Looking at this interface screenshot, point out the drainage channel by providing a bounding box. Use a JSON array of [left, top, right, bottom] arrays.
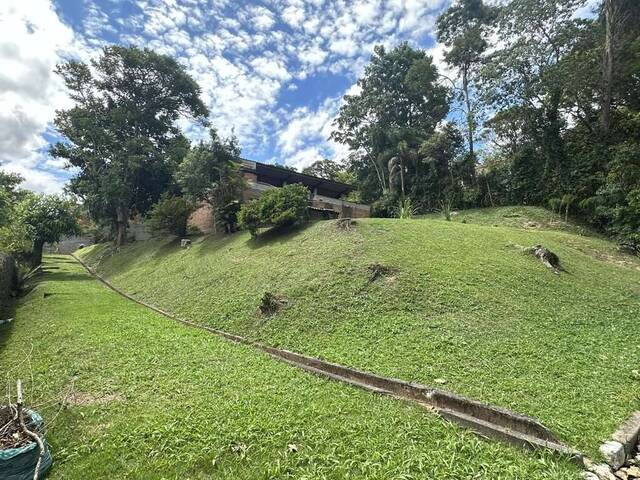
[[70, 253, 582, 463]]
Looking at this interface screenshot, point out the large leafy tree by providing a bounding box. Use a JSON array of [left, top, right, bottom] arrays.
[[480, 0, 588, 198], [175, 129, 243, 232], [301, 159, 344, 181], [17, 194, 80, 266], [332, 43, 449, 202], [50, 46, 208, 245], [0, 172, 25, 226]]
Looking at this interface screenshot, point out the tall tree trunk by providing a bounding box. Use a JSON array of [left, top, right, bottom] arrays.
[[116, 205, 128, 246], [600, 0, 616, 135], [462, 65, 474, 158], [31, 239, 44, 267], [485, 177, 495, 207], [399, 158, 405, 202]]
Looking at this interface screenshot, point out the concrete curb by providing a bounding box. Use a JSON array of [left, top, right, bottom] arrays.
[[70, 253, 582, 461]]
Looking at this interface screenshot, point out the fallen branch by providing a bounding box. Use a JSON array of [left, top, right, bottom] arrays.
[[17, 380, 45, 480]]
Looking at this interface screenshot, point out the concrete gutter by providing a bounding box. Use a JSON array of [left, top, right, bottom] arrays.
[[70, 253, 582, 462]]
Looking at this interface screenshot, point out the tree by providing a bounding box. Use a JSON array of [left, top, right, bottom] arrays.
[[50, 45, 208, 246], [418, 123, 465, 209], [437, 0, 495, 159], [146, 195, 194, 237], [15, 194, 80, 266], [238, 184, 310, 237], [480, 0, 589, 197], [175, 129, 244, 233], [0, 172, 25, 226], [301, 159, 345, 181], [331, 43, 450, 203]]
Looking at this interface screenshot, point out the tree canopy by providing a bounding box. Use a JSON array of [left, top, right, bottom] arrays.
[[331, 43, 450, 205], [50, 45, 208, 245]]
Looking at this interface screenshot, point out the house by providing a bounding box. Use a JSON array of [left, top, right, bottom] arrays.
[[189, 159, 370, 233]]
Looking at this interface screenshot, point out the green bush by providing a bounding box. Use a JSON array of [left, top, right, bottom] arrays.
[[370, 193, 397, 218], [147, 196, 194, 237], [238, 184, 310, 237]]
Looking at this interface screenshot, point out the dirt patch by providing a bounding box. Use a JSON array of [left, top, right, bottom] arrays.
[[367, 263, 398, 283], [335, 218, 357, 231], [522, 221, 540, 229], [568, 241, 640, 271], [66, 391, 124, 407], [258, 292, 287, 317]]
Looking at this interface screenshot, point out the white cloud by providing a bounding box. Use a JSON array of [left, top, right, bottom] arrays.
[[0, 0, 81, 193], [1, 162, 65, 194], [1, 0, 452, 191], [249, 6, 276, 31], [250, 57, 291, 81], [282, 5, 306, 27], [277, 95, 351, 169]]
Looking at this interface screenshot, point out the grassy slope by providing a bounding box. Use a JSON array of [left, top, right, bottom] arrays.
[[0, 256, 580, 479], [421, 206, 595, 236], [78, 210, 640, 456]]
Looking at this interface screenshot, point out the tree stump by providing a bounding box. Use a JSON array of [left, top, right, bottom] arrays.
[[524, 245, 564, 274]]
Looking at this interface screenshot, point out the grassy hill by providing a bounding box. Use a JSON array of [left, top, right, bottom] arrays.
[[421, 205, 596, 236], [78, 207, 640, 456], [0, 256, 579, 478]]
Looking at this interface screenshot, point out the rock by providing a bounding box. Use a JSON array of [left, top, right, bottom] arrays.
[[434, 378, 447, 385], [582, 473, 600, 480], [626, 466, 640, 478], [615, 469, 629, 480], [601, 441, 627, 469], [590, 463, 616, 480], [180, 238, 192, 248]]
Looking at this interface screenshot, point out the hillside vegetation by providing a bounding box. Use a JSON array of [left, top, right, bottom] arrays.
[[421, 206, 596, 236], [78, 209, 640, 456], [0, 256, 579, 478]]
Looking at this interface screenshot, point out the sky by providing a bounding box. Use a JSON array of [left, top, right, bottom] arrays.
[[0, 0, 452, 193]]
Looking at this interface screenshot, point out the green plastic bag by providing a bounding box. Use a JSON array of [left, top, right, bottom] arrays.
[[0, 409, 53, 480]]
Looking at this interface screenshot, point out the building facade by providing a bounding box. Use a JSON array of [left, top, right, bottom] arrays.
[[189, 159, 370, 233]]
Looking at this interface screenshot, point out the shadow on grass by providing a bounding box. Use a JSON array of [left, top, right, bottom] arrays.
[[40, 270, 89, 283], [245, 222, 314, 250], [148, 237, 182, 261], [0, 283, 22, 356], [193, 231, 241, 257], [45, 255, 77, 264]]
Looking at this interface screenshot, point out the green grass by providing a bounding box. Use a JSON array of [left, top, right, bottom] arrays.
[[421, 206, 595, 236], [0, 256, 580, 479], [77, 211, 640, 457]]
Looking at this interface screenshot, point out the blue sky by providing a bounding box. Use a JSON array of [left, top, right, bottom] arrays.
[[0, 0, 451, 193]]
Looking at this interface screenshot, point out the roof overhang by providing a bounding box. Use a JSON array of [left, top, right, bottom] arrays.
[[241, 159, 355, 197]]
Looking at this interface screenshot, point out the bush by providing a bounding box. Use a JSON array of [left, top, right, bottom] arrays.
[[238, 184, 310, 237], [371, 193, 397, 218], [147, 196, 194, 237]]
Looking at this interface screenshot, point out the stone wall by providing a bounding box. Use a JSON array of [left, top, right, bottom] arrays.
[[188, 203, 216, 234], [45, 235, 94, 254], [310, 194, 371, 218]]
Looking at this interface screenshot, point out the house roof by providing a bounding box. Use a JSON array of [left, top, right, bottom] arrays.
[[240, 159, 355, 197]]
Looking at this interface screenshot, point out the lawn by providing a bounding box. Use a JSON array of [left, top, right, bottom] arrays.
[[421, 205, 595, 236], [77, 211, 640, 458], [0, 255, 580, 479]]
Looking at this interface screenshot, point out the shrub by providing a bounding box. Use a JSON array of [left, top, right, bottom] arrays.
[[397, 198, 416, 219], [147, 196, 194, 237], [371, 193, 397, 218], [238, 184, 310, 237]]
